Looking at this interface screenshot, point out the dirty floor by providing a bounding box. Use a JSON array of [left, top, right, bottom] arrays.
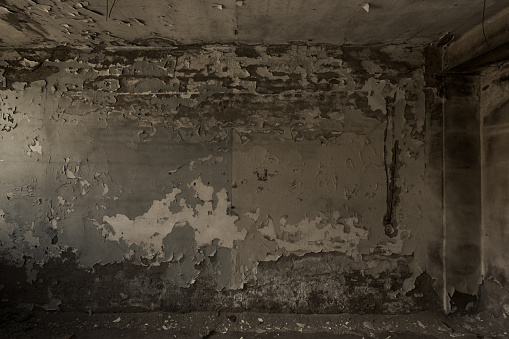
[[0, 308, 507, 339]]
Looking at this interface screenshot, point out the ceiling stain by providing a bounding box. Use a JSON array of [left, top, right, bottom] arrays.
[[0, 0, 506, 48]]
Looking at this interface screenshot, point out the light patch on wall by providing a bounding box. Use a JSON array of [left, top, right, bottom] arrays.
[[275, 215, 367, 257], [28, 138, 42, 155], [101, 177, 245, 263], [362, 78, 392, 115]]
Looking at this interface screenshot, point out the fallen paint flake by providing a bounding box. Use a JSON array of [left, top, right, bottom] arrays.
[[212, 3, 224, 9], [361, 2, 370, 12], [112, 317, 121, 323]]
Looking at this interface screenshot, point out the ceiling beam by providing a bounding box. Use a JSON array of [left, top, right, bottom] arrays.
[[444, 5, 509, 71]]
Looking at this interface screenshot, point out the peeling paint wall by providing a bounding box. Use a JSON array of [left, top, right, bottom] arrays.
[[0, 44, 442, 313], [480, 64, 509, 321]]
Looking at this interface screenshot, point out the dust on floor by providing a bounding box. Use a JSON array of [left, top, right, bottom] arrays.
[[0, 308, 507, 338]]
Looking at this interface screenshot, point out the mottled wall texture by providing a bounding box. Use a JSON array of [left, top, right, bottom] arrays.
[[481, 64, 509, 322], [0, 44, 443, 314], [443, 75, 482, 313]]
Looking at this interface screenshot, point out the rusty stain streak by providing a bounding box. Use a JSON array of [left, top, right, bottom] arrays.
[[383, 139, 400, 238]]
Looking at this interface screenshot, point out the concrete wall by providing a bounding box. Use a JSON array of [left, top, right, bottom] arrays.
[[0, 44, 442, 313], [481, 64, 509, 321], [443, 75, 482, 313]]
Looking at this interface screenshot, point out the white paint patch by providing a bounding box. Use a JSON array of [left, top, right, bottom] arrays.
[[12, 82, 26, 91], [58, 196, 65, 205], [102, 178, 245, 262], [102, 183, 109, 196], [362, 78, 391, 115], [258, 217, 277, 240], [189, 177, 214, 202], [29, 139, 42, 155], [65, 170, 76, 179], [21, 59, 38, 68], [80, 180, 90, 195]]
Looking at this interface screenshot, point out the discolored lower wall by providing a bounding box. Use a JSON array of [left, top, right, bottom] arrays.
[[480, 64, 509, 322], [443, 75, 482, 313], [0, 44, 442, 313]]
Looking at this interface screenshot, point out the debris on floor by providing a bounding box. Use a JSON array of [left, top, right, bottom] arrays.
[[0, 308, 507, 338]]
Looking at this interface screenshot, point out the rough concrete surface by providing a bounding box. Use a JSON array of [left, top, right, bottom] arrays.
[[480, 63, 509, 322], [443, 75, 482, 310]]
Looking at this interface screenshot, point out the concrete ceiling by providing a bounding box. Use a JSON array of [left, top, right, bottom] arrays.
[[0, 0, 508, 48]]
